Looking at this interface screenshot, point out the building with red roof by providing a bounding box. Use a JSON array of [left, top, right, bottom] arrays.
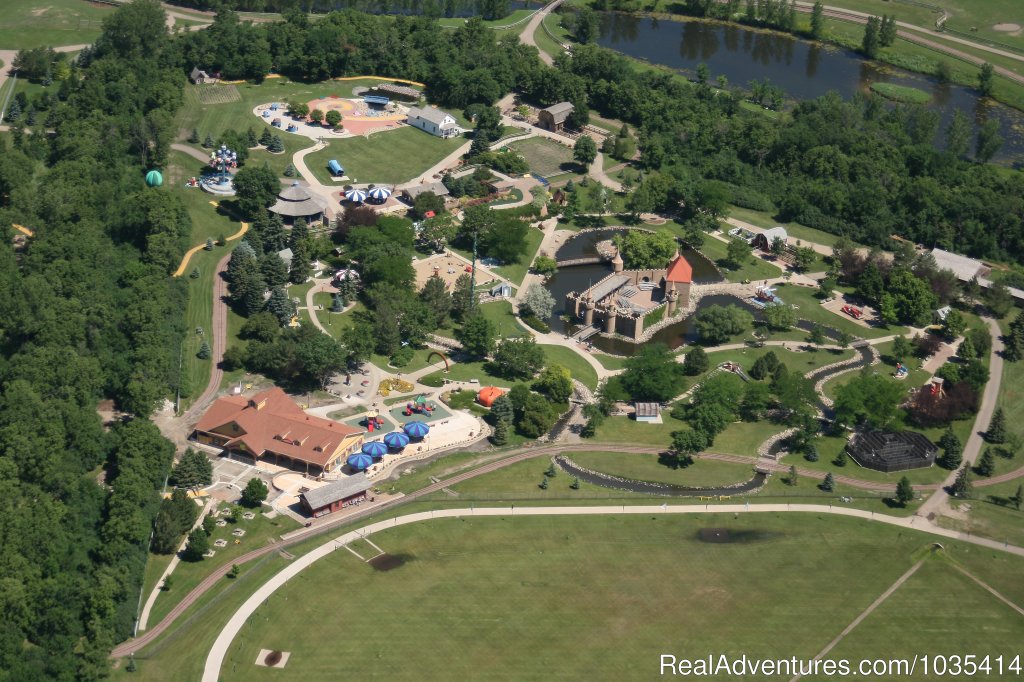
[[665, 253, 693, 284], [192, 387, 364, 477]]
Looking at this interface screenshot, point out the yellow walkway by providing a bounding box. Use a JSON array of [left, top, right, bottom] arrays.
[[172, 213, 249, 278], [11, 224, 34, 237]]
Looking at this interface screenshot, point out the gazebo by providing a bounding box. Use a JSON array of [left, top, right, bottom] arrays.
[[268, 181, 327, 225]]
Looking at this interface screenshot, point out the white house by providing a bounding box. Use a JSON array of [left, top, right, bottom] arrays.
[[406, 106, 460, 138]]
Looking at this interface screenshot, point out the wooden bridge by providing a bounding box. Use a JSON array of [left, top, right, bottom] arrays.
[[556, 256, 606, 267]]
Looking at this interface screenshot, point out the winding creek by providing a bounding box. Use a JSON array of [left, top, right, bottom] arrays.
[[595, 13, 1024, 163]]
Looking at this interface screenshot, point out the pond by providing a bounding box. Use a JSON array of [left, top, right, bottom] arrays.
[[596, 13, 1024, 163]]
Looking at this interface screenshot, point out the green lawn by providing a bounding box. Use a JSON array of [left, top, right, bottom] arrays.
[[533, 11, 572, 61], [538, 344, 599, 391], [699, 235, 783, 283], [304, 126, 466, 186], [491, 225, 544, 286], [371, 347, 448, 374], [507, 136, 576, 177], [592, 413, 687, 446], [569, 450, 756, 487], [477, 300, 528, 338], [0, 0, 111, 49], [420, 359, 515, 389], [145, 507, 300, 628], [773, 282, 907, 340], [728, 205, 863, 250], [217, 514, 1024, 681], [592, 352, 628, 371]]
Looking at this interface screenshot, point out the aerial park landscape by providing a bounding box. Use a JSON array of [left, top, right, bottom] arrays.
[[1, 0, 1024, 679]]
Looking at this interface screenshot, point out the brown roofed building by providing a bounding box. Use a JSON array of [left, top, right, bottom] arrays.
[[192, 387, 364, 477], [268, 182, 327, 225], [301, 474, 372, 517], [538, 102, 574, 132]]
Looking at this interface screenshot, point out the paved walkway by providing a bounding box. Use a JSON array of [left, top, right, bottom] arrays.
[[201, 502, 1024, 681], [519, 0, 567, 65], [137, 497, 216, 632], [917, 316, 1004, 519]]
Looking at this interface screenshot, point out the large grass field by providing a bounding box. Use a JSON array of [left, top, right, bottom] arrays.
[[507, 136, 576, 177], [538, 344, 599, 391], [0, 0, 111, 49], [304, 126, 466, 186], [216, 514, 1024, 681]]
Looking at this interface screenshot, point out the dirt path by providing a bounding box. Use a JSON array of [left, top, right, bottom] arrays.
[[180, 253, 230, 426], [788, 558, 926, 682]]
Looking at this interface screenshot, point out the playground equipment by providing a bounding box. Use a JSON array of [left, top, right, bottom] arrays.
[[185, 176, 199, 188], [427, 350, 450, 372], [145, 170, 163, 187], [404, 394, 435, 416], [752, 285, 783, 307], [363, 409, 385, 432], [893, 362, 909, 380], [286, 124, 298, 133], [842, 305, 864, 320], [929, 377, 946, 397], [272, 117, 282, 128]]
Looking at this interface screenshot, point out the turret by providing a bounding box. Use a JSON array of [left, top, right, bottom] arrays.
[[666, 280, 679, 315], [612, 248, 624, 273], [605, 306, 618, 334], [583, 294, 595, 326]]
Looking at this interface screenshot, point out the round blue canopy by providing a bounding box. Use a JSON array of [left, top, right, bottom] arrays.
[[344, 188, 367, 202], [367, 186, 392, 201], [361, 440, 388, 457], [403, 421, 430, 439], [347, 453, 374, 470], [383, 431, 410, 449]]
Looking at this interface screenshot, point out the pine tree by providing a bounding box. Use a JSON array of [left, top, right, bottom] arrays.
[[862, 16, 881, 58], [786, 464, 798, 486], [205, 237, 214, 251], [979, 62, 995, 97], [539, 478, 549, 490], [283, 163, 297, 177], [938, 427, 962, 469], [951, 466, 972, 497], [268, 135, 284, 153], [289, 218, 309, 248], [246, 127, 259, 147], [879, 15, 897, 47], [957, 335, 976, 361], [895, 476, 914, 506], [820, 472, 834, 492], [975, 448, 996, 477], [570, 477, 581, 490], [196, 341, 211, 359], [987, 407, 1007, 444], [833, 450, 847, 467], [203, 133, 215, 149], [491, 417, 508, 445], [1011, 485, 1023, 510], [266, 286, 295, 325], [545, 463, 557, 478], [258, 128, 273, 146], [1003, 311, 1024, 361], [288, 241, 312, 284], [810, 0, 824, 39], [331, 293, 345, 312], [188, 128, 200, 143], [7, 98, 21, 122]]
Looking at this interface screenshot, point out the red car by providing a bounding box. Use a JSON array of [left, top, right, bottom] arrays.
[[842, 305, 863, 319]]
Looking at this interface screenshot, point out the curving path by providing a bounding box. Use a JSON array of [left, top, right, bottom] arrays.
[[111, 436, 1024, 659], [520, 0, 567, 66], [202, 501, 1024, 681]]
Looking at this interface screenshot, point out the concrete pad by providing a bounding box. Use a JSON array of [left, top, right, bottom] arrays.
[[255, 650, 290, 668]]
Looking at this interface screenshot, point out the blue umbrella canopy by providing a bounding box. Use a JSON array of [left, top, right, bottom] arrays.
[[367, 186, 392, 201], [344, 188, 367, 202], [362, 440, 388, 457], [403, 421, 430, 439], [383, 431, 410, 449], [347, 453, 374, 470]]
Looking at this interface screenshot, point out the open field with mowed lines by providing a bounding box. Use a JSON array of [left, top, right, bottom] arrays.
[[215, 514, 1024, 681]]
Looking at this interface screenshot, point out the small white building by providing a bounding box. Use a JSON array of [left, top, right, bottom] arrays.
[[189, 67, 218, 85], [490, 282, 512, 299], [407, 106, 460, 138], [634, 402, 662, 424]]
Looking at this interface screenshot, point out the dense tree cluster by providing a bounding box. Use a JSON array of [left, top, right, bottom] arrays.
[[0, 2, 192, 673], [533, 41, 1024, 263], [167, 0, 513, 19]]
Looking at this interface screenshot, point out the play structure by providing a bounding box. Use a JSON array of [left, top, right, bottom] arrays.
[[363, 409, 386, 432], [842, 305, 864, 320], [893, 362, 909, 380], [403, 394, 436, 416], [185, 176, 199, 188], [328, 159, 344, 177], [200, 145, 238, 196], [929, 377, 946, 397], [477, 386, 504, 407], [427, 350, 450, 372], [751, 284, 783, 308]]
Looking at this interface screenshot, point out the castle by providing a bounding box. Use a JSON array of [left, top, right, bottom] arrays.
[[566, 250, 693, 342]]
